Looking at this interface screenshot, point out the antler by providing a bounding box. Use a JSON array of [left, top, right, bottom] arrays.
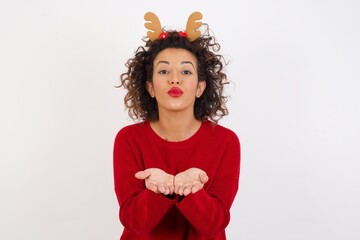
[[185, 12, 203, 42], [144, 12, 163, 41]]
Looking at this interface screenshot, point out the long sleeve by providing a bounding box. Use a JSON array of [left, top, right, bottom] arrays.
[[175, 132, 241, 238], [113, 121, 241, 240], [113, 128, 175, 234]]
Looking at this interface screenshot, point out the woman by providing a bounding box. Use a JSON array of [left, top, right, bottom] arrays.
[[113, 12, 241, 240]]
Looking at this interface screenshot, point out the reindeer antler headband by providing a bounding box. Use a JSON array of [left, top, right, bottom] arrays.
[[144, 12, 203, 42]]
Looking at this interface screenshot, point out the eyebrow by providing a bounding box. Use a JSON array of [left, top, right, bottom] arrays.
[[156, 61, 195, 68], [181, 61, 195, 68]]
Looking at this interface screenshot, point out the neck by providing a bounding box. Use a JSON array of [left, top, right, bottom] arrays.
[[151, 110, 202, 142]]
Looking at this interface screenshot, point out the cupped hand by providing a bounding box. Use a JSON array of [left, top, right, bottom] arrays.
[[135, 168, 174, 195], [174, 168, 209, 196]]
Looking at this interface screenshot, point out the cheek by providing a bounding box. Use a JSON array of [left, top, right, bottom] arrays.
[[151, 81, 168, 96], [188, 82, 200, 93], [152, 82, 163, 91]]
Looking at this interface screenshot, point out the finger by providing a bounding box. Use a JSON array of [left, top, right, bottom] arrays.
[[199, 173, 209, 183], [169, 187, 174, 195], [135, 170, 151, 180], [191, 183, 202, 194], [167, 182, 174, 195], [178, 184, 186, 196], [163, 186, 170, 195], [174, 182, 181, 195], [169, 185, 174, 195], [146, 183, 159, 194], [183, 185, 192, 196], [158, 184, 166, 194]]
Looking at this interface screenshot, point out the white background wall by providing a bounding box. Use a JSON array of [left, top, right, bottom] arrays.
[[1, 0, 359, 239]]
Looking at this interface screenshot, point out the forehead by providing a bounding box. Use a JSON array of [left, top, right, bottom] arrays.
[[154, 48, 197, 65]]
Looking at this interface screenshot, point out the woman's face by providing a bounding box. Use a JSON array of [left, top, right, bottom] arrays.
[[147, 48, 206, 116]]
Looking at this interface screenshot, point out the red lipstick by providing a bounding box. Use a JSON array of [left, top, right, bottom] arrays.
[[167, 87, 183, 97]]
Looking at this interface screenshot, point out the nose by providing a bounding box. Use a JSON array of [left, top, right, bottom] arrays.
[[170, 80, 180, 84], [168, 72, 181, 85]]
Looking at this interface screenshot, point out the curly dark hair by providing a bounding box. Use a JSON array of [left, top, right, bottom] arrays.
[[118, 26, 229, 123]]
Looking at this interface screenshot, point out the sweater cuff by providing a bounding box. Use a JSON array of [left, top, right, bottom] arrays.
[[144, 189, 176, 205], [174, 189, 229, 238], [174, 188, 207, 209]]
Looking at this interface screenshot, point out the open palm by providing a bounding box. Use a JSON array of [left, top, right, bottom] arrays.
[[135, 168, 174, 195], [174, 168, 209, 196]]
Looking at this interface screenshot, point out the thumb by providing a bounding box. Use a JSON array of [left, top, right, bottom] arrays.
[[135, 170, 151, 180], [199, 173, 209, 184]]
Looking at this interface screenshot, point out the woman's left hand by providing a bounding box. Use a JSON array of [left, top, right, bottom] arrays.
[[174, 168, 209, 196]]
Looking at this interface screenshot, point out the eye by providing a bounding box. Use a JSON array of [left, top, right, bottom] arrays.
[[182, 70, 192, 75], [158, 69, 169, 74]]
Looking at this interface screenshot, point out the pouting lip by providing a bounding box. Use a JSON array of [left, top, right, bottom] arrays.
[[167, 87, 184, 95]]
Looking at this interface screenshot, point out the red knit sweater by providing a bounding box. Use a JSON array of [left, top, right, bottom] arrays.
[[113, 120, 241, 240]]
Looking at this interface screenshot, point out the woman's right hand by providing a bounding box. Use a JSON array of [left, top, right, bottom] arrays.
[[135, 168, 174, 195]]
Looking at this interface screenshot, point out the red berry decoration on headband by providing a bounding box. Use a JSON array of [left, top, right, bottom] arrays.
[[178, 31, 187, 38], [159, 32, 169, 39]]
